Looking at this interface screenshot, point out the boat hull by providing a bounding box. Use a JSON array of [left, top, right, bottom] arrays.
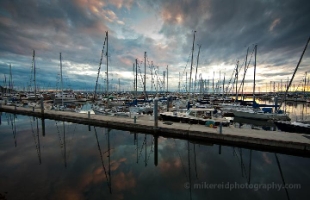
[[160, 113, 230, 126], [232, 110, 290, 121], [274, 121, 310, 134]]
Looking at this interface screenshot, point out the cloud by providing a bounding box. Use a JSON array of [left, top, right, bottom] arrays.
[[0, 0, 309, 91]]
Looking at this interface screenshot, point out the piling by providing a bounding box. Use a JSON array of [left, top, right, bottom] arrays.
[[88, 111, 91, 131], [219, 122, 222, 134], [153, 97, 158, 129], [40, 98, 44, 117], [166, 95, 170, 111], [275, 96, 278, 112]]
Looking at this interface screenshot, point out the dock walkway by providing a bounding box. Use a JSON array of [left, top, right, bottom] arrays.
[[1, 105, 309, 156]]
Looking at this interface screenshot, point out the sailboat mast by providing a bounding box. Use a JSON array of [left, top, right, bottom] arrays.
[[253, 45, 257, 104], [178, 72, 180, 93], [9, 64, 12, 95], [189, 31, 196, 97], [106, 31, 109, 94], [32, 50, 37, 101], [235, 60, 239, 101], [94, 36, 107, 102], [135, 59, 138, 99], [304, 72, 307, 97], [133, 63, 135, 94], [151, 62, 153, 92], [166, 65, 168, 93], [223, 73, 225, 97], [60, 53, 63, 106], [144, 52, 146, 99], [283, 36, 310, 104], [242, 47, 249, 100], [194, 44, 201, 93]]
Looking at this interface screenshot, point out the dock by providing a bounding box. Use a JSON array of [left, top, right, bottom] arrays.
[[1, 104, 310, 157]]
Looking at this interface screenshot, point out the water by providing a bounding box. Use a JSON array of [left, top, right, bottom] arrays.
[[0, 112, 309, 200]]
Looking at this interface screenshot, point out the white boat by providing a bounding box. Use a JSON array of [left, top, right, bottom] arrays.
[[53, 92, 76, 103], [232, 109, 290, 121], [160, 108, 230, 126], [92, 105, 110, 115]]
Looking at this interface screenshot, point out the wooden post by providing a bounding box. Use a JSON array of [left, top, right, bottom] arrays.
[[88, 111, 91, 131], [153, 97, 158, 129], [166, 95, 170, 111], [40, 98, 44, 117]]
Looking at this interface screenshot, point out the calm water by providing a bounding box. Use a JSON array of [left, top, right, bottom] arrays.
[[0, 112, 310, 200]]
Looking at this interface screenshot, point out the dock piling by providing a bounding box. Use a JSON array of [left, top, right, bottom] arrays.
[[40, 98, 44, 116], [153, 97, 158, 129], [166, 95, 170, 111], [88, 111, 91, 131], [219, 122, 223, 134]]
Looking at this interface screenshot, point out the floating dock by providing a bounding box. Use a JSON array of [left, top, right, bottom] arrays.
[[1, 105, 310, 157]]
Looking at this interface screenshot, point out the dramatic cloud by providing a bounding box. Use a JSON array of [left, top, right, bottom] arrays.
[[0, 0, 309, 92]]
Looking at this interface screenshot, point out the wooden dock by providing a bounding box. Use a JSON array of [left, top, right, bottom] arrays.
[[1, 105, 310, 157]]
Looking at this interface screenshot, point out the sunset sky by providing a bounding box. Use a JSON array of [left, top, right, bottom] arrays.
[[0, 0, 309, 92]]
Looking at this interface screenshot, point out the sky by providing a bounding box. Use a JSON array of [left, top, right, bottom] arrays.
[[0, 0, 309, 93]]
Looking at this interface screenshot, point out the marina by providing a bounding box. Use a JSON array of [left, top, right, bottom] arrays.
[[1, 103, 310, 157], [0, 1, 310, 199]]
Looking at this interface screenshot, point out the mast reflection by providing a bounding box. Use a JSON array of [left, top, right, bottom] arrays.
[[94, 126, 112, 194], [56, 121, 67, 168], [30, 116, 42, 164]]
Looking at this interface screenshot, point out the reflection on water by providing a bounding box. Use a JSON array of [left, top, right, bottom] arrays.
[[0, 113, 309, 200]]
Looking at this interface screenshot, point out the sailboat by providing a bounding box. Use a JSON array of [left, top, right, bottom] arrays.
[[231, 45, 290, 121], [274, 37, 310, 132], [53, 53, 76, 106]]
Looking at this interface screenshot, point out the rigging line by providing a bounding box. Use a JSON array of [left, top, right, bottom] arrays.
[[173, 139, 188, 178], [181, 51, 193, 79], [94, 126, 111, 191], [275, 154, 291, 200], [67, 123, 78, 161], [147, 138, 154, 162], [55, 121, 64, 158], [226, 64, 238, 95], [237, 46, 255, 94], [233, 148, 249, 182], [137, 137, 146, 161], [94, 36, 107, 100], [9, 114, 17, 147], [29, 117, 40, 161], [35, 116, 42, 164], [294, 78, 306, 92], [153, 67, 164, 91], [137, 62, 145, 89]]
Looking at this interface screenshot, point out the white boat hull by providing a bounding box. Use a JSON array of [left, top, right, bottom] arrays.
[[232, 110, 290, 121]]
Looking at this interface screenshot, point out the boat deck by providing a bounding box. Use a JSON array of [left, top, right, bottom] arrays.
[[1, 104, 310, 157]]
